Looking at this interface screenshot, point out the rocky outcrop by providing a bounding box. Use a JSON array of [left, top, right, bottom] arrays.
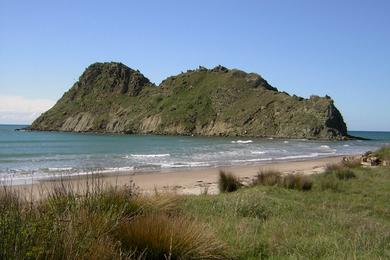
[[29, 62, 350, 140]]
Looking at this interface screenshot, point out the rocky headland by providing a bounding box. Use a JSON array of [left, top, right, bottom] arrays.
[[29, 62, 350, 140]]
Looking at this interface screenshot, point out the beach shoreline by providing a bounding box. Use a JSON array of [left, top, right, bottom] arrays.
[[8, 155, 352, 199]]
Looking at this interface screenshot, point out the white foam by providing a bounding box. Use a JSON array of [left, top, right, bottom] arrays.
[[276, 152, 336, 161], [128, 153, 170, 158], [98, 166, 134, 173], [343, 144, 350, 147], [276, 153, 319, 160], [251, 151, 266, 155], [231, 140, 253, 144], [48, 167, 73, 172], [232, 158, 273, 163], [320, 145, 331, 149], [284, 141, 289, 144], [160, 161, 211, 168]]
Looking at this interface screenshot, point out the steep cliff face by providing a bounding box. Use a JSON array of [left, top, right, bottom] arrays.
[[30, 62, 349, 139]]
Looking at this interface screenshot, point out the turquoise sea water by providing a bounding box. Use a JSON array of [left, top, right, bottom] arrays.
[[1, 125, 389, 184]]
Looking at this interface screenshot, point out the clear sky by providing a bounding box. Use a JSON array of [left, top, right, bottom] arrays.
[[0, 0, 389, 131]]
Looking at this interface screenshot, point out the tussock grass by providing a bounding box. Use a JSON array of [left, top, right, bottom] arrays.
[[335, 168, 356, 180], [116, 214, 229, 259], [0, 180, 229, 259], [314, 163, 356, 191], [325, 164, 356, 180], [253, 170, 312, 191], [218, 170, 242, 193], [316, 174, 341, 191], [341, 158, 361, 168], [282, 174, 313, 191], [253, 170, 282, 186]]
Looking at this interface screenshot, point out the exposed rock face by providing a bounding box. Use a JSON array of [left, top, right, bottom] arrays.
[[30, 62, 350, 139]]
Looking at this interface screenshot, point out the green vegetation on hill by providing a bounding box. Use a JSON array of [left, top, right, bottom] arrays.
[[30, 62, 349, 139], [1, 159, 390, 259]]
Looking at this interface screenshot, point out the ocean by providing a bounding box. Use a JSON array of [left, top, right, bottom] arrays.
[[1, 124, 389, 184]]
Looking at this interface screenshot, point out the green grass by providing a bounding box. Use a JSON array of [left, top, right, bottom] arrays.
[[1, 164, 390, 259], [181, 166, 390, 259], [0, 183, 229, 259]]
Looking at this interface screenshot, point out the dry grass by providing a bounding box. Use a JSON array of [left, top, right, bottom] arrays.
[[218, 170, 242, 193], [115, 214, 230, 259]]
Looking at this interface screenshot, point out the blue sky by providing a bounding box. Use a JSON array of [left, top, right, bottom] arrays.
[[0, 0, 389, 131]]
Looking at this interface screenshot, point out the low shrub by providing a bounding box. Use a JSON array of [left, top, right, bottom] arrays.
[[218, 171, 242, 193]]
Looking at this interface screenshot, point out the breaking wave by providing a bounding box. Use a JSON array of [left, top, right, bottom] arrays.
[[127, 153, 171, 158], [231, 140, 253, 144]]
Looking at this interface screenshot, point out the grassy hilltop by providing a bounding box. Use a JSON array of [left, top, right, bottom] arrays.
[[30, 62, 348, 139], [1, 148, 390, 259]]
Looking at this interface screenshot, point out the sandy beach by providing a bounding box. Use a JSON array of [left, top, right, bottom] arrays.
[[10, 155, 348, 200]]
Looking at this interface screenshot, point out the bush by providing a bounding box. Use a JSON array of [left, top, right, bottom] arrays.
[[218, 171, 242, 193]]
